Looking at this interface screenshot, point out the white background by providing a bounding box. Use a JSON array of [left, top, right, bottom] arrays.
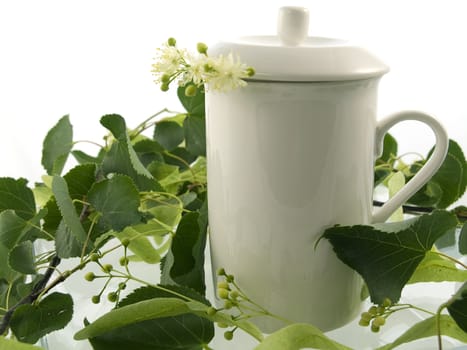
[[0, 1, 466, 349]]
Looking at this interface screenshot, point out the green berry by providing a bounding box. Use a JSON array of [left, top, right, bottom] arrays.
[[358, 318, 370, 327], [160, 83, 169, 92], [224, 300, 233, 309], [217, 268, 226, 276], [372, 316, 386, 327], [246, 67, 255, 77], [368, 306, 378, 315], [90, 253, 100, 262], [376, 306, 386, 315], [119, 256, 129, 266], [382, 298, 392, 308], [102, 264, 113, 273], [218, 288, 230, 300], [167, 37, 176, 46], [206, 307, 217, 316], [84, 272, 95, 282], [360, 312, 372, 322], [217, 281, 230, 290], [371, 323, 380, 333], [91, 295, 100, 304], [121, 238, 130, 247], [224, 330, 234, 341], [197, 42, 208, 55], [185, 84, 197, 97], [118, 282, 127, 290], [230, 290, 239, 299], [161, 74, 170, 83], [107, 292, 118, 303], [226, 274, 234, 283]]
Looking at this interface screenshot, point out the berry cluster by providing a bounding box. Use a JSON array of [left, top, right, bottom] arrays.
[[359, 298, 392, 333], [204, 268, 250, 341], [82, 239, 131, 305]]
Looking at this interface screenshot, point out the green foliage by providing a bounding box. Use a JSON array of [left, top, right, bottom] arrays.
[[254, 323, 352, 350], [10, 292, 73, 344], [447, 282, 467, 332], [161, 201, 208, 294], [375, 315, 467, 350], [459, 223, 467, 254], [408, 140, 467, 208], [80, 286, 214, 350], [41, 115, 73, 175], [408, 251, 467, 284], [0, 177, 36, 220], [87, 174, 142, 232], [323, 210, 458, 304], [153, 120, 185, 151], [0, 337, 43, 350]]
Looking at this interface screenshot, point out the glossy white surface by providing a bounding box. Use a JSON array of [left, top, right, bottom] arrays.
[[209, 7, 389, 82], [206, 78, 448, 332], [277, 6, 309, 46]]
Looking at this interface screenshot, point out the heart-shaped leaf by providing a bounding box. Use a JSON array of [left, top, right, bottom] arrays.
[[87, 175, 142, 232], [323, 210, 458, 304], [10, 292, 73, 344]]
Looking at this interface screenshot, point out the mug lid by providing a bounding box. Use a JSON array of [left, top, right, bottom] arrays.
[[209, 7, 390, 82]]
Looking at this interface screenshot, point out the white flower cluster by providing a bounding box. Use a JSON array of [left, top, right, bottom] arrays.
[[151, 38, 254, 94]]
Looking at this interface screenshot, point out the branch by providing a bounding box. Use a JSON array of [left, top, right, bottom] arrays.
[[373, 200, 467, 221], [0, 255, 61, 335]]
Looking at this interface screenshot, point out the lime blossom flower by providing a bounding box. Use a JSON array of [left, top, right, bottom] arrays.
[[151, 38, 255, 94]]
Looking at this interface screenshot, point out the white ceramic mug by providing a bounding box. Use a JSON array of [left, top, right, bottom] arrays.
[[206, 7, 449, 333]]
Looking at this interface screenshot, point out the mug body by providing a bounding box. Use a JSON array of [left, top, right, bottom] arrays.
[[206, 78, 380, 332]]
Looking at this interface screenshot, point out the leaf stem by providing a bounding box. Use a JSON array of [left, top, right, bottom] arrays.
[[436, 302, 449, 350], [434, 251, 467, 269]]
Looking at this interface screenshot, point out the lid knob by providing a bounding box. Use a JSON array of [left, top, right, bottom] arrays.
[[277, 6, 309, 46]]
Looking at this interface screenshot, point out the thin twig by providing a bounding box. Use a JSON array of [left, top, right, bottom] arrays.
[[0, 255, 61, 335]]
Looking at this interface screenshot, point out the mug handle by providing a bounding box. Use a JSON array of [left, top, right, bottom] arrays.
[[372, 110, 449, 223]]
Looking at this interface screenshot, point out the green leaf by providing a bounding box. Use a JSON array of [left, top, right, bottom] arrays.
[[153, 120, 184, 151], [74, 297, 192, 340], [254, 323, 352, 350], [376, 314, 467, 350], [447, 281, 467, 332], [51, 175, 87, 243], [323, 210, 458, 304], [409, 139, 467, 208], [147, 160, 182, 193], [0, 177, 36, 220], [101, 114, 161, 192], [459, 223, 467, 254], [408, 251, 467, 283], [0, 210, 28, 249], [380, 133, 398, 163], [387, 171, 405, 222], [0, 242, 20, 282], [88, 175, 142, 232], [63, 163, 97, 200], [84, 284, 215, 350], [177, 85, 205, 117], [9, 241, 35, 274], [133, 138, 165, 167], [10, 292, 73, 344], [161, 201, 208, 294], [435, 227, 456, 249], [183, 115, 206, 157], [55, 220, 84, 258], [114, 227, 161, 264], [41, 115, 73, 175], [163, 147, 197, 170], [71, 149, 103, 165], [0, 337, 44, 350]]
